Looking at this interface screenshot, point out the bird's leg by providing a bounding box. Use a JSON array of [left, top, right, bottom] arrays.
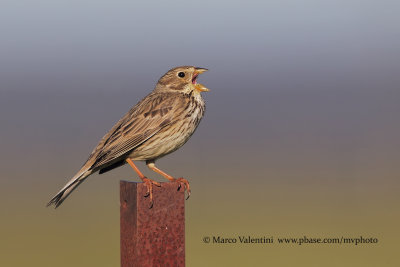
[[146, 161, 191, 199], [126, 158, 160, 208]]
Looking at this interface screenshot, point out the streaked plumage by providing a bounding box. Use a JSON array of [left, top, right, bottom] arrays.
[[47, 66, 209, 208]]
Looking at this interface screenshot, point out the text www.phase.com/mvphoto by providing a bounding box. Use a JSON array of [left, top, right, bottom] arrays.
[[203, 235, 378, 246]]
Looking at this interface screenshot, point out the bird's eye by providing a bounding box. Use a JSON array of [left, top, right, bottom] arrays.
[[178, 72, 185, 78]]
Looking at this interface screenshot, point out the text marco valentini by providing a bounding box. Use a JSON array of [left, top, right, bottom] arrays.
[[212, 236, 273, 244]]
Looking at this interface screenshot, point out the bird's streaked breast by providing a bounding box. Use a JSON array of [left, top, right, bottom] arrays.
[[129, 93, 205, 161]]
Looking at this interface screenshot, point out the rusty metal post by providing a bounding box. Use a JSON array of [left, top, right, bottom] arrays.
[[120, 181, 185, 267]]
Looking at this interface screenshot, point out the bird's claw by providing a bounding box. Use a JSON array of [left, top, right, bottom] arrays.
[[141, 177, 161, 209], [175, 177, 191, 200]]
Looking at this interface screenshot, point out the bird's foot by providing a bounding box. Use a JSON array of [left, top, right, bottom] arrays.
[[141, 177, 161, 208], [174, 177, 191, 200]]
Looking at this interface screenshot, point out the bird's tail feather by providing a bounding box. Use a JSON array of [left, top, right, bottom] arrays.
[[47, 169, 91, 208]]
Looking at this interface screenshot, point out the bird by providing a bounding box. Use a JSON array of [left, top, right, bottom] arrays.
[[47, 66, 209, 208]]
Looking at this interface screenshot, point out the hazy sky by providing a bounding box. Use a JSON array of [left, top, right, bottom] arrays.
[[1, 0, 400, 93]]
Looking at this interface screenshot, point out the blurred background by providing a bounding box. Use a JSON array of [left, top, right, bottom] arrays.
[[1, 0, 399, 266]]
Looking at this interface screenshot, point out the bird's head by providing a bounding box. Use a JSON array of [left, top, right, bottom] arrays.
[[155, 66, 209, 94]]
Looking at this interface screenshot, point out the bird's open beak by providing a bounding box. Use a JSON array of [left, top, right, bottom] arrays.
[[193, 67, 210, 92]]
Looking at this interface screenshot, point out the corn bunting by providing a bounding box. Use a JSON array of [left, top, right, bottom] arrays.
[[47, 66, 209, 208]]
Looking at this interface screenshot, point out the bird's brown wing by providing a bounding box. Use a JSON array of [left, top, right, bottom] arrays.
[[86, 92, 182, 170]]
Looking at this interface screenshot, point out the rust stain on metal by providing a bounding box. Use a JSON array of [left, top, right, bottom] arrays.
[[120, 181, 185, 267]]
